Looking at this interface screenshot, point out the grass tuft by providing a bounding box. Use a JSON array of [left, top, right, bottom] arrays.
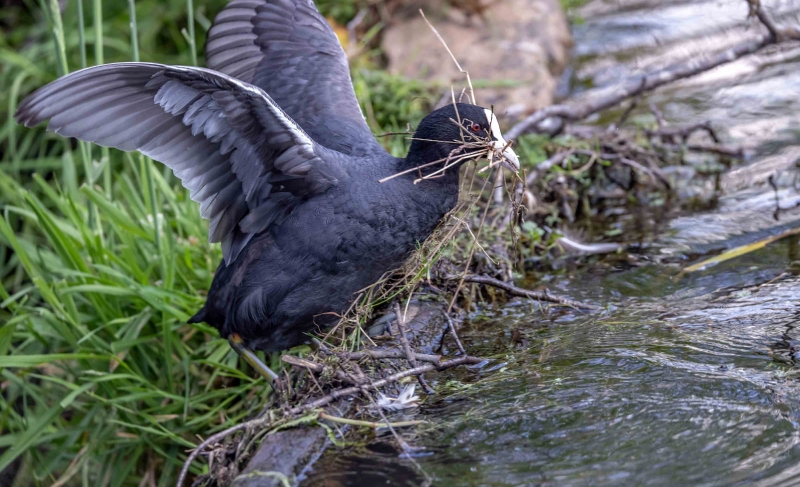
[[0, 0, 444, 484]]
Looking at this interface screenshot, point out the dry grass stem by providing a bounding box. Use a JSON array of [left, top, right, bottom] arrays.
[[420, 9, 476, 105]]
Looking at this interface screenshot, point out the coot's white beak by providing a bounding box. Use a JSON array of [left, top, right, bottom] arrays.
[[493, 139, 520, 172], [485, 109, 520, 173]]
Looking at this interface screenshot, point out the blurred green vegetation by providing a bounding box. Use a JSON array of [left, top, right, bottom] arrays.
[[0, 0, 436, 485]]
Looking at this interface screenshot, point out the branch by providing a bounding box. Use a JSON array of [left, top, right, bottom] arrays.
[[454, 274, 600, 310], [506, 3, 800, 141], [177, 419, 270, 487], [646, 121, 720, 143], [394, 303, 434, 393], [287, 355, 484, 415], [444, 312, 467, 355], [526, 151, 573, 186], [748, 0, 782, 41], [339, 350, 442, 363], [685, 142, 744, 158]]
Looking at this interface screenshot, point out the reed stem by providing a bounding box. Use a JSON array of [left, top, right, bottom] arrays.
[[186, 0, 197, 66], [93, 0, 112, 198]]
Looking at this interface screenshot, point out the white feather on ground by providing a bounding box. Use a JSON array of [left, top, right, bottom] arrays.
[[376, 384, 420, 411]]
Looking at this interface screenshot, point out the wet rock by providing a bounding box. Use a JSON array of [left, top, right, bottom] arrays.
[[381, 0, 572, 121], [233, 427, 327, 487]]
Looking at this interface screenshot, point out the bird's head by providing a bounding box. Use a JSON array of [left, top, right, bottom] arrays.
[[407, 103, 520, 177]]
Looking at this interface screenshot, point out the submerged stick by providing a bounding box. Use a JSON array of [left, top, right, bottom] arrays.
[[453, 274, 600, 310], [443, 312, 467, 355], [340, 350, 442, 363], [318, 412, 424, 429], [394, 303, 434, 394]]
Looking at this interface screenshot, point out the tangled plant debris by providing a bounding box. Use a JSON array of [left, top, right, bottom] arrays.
[[181, 3, 800, 485]]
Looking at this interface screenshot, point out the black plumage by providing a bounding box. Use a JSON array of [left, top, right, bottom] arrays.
[[15, 0, 519, 363]]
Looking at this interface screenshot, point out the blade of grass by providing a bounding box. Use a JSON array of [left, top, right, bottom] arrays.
[[0, 400, 64, 474]]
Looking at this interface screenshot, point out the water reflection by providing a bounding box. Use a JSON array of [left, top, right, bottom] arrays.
[[302, 442, 429, 487]]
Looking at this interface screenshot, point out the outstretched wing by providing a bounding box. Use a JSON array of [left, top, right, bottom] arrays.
[[16, 62, 342, 264], [205, 0, 385, 157]]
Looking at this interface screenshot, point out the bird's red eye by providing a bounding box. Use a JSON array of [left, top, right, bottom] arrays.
[[470, 123, 481, 132]]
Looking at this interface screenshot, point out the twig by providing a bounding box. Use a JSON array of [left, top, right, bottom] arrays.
[[649, 102, 666, 129], [318, 412, 424, 429], [394, 303, 434, 394], [609, 78, 646, 130], [452, 274, 600, 310], [568, 150, 671, 189], [352, 362, 417, 457], [684, 142, 744, 158], [378, 139, 489, 184], [339, 350, 442, 364], [443, 312, 466, 355], [646, 121, 720, 144], [498, 179, 525, 232], [177, 421, 268, 487], [618, 156, 671, 189], [505, 5, 800, 140], [526, 151, 573, 187], [353, 367, 436, 485], [281, 355, 364, 386], [282, 355, 324, 373], [450, 214, 496, 264], [340, 350, 442, 363], [419, 9, 476, 105], [748, 0, 782, 41]]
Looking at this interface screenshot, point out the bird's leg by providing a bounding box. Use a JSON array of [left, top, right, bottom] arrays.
[[228, 333, 280, 384], [309, 337, 331, 353]]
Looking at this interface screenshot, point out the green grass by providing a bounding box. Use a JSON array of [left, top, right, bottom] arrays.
[[0, 0, 436, 485]]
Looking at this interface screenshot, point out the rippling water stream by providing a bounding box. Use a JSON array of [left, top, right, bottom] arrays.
[[300, 1, 800, 485]]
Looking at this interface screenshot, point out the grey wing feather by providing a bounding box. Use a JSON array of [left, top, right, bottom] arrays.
[[15, 62, 341, 264], [205, 0, 386, 157]]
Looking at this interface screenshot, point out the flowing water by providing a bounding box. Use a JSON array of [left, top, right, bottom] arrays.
[[299, 1, 800, 485]]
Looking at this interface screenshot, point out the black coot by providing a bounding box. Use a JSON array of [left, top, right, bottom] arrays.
[[15, 0, 519, 381]]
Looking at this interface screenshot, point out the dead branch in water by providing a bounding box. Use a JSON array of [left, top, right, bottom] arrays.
[[505, 1, 800, 140], [395, 302, 434, 394], [452, 274, 600, 310], [340, 349, 443, 363]]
